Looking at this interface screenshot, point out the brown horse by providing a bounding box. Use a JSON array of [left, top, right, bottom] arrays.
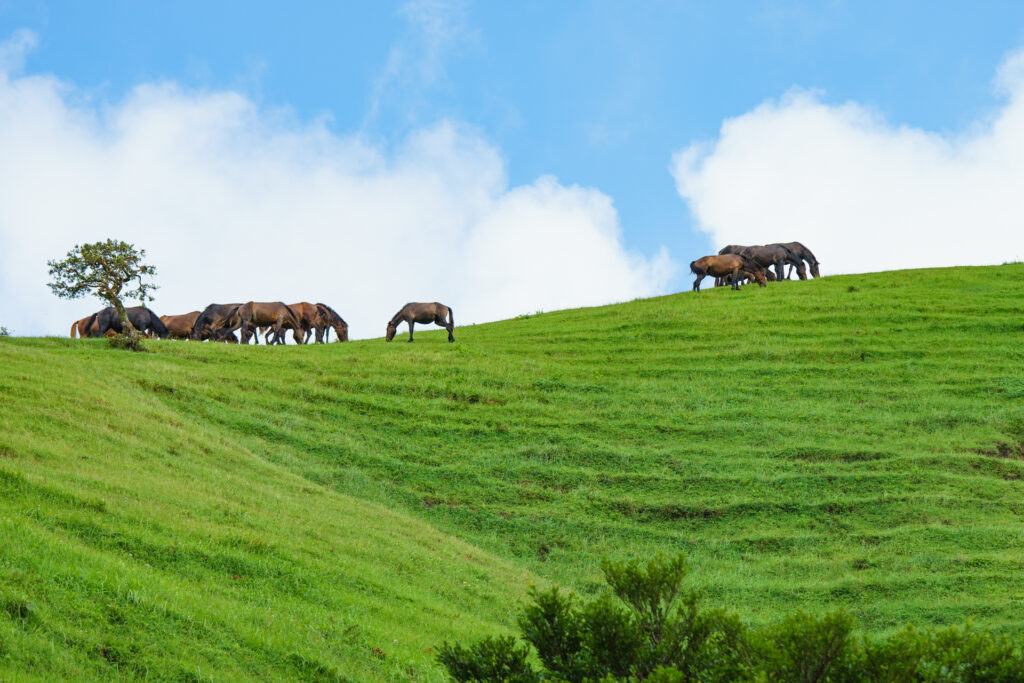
[[314, 303, 349, 343], [386, 302, 454, 342], [218, 302, 301, 345], [251, 302, 322, 345], [277, 302, 320, 344], [71, 316, 99, 338], [160, 312, 200, 340], [690, 255, 767, 291], [775, 241, 821, 278]]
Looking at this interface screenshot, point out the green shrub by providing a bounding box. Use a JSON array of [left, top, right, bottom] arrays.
[[436, 635, 539, 683], [0, 326, 9, 337], [858, 623, 1024, 682], [752, 609, 857, 682], [437, 555, 1024, 682], [440, 555, 749, 682], [107, 329, 145, 352]]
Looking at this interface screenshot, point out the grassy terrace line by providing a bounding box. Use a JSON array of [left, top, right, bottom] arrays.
[[2, 264, 1024, 680]]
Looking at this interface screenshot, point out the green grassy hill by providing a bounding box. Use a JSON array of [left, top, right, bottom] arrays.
[[2, 264, 1023, 680]]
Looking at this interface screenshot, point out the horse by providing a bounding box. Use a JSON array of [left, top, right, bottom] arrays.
[[740, 244, 806, 281], [263, 302, 321, 344], [217, 302, 301, 345], [775, 241, 821, 278], [159, 312, 200, 340], [81, 306, 169, 338], [690, 255, 767, 292], [386, 302, 454, 342], [715, 245, 753, 285], [314, 303, 349, 343], [70, 316, 107, 338], [191, 304, 242, 341]]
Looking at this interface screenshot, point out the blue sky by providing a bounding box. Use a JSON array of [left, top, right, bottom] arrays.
[[3, 2, 1024, 336], [6, 2, 1023, 257]]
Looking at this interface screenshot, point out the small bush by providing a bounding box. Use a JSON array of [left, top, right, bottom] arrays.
[[437, 635, 539, 683], [108, 329, 145, 352], [0, 326, 9, 337]]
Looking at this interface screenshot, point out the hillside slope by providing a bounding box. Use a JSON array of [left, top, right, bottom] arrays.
[[2, 264, 1024, 679]]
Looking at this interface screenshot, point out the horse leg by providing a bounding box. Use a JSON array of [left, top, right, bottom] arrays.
[[775, 262, 785, 281], [407, 321, 414, 342], [436, 313, 454, 342], [731, 268, 740, 289], [693, 274, 704, 292]]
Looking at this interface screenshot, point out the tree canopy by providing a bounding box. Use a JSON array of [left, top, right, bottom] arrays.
[[47, 239, 158, 326]]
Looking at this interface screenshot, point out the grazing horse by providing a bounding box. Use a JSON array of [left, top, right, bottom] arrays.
[[272, 302, 320, 344], [775, 241, 821, 278], [314, 303, 349, 343], [70, 316, 108, 338], [690, 255, 767, 292], [191, 304, 241, 341], [740, 244, 806, 281], [715, 245, 753, 286], [218, 302, 301, 345], [82, 307, 169, 338], [159, 312, 200, 340], [386, 302, 454, 342]]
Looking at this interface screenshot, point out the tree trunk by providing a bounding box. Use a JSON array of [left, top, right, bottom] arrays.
[[109, 298, 136, 333]]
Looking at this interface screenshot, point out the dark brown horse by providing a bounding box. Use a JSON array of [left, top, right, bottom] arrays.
[[740, 244, 806, 281], [691, 255, 767, 291], [775, 241, 821, 278], [191, 304, 242, 341], [314, 303, 349, 343], [160, 312, 200, 340], [218, 302, 301, 345], [386, 302, 454, 342], [81, 307, 169, 338]]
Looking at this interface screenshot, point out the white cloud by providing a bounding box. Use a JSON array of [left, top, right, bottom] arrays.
[[0, 28, 36, 74], [364, 0, 472, 129], [0, 32, 672, 339], [672, 50, 1024, 276]]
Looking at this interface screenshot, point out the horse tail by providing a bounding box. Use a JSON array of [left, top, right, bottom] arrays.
[[447, 305, 454, 328], [70, 320, 79, 338], [82, 312, 100, 338], [690, 260, 706, 276]]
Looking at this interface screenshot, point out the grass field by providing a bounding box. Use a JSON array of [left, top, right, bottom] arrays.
[[2, 264, 1024, 680]]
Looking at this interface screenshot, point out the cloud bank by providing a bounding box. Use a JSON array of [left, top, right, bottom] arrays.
[[673, 48, 1024, 275], [0, 32, 672, 339]]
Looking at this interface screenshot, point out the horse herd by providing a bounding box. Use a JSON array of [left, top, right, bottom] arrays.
[[70, 301, 456, 344], [690, 241, 821, 291], [65, 243, 817, 345]]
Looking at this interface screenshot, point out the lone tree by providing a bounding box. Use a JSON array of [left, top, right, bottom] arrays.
[[47, 239, 158, 331]]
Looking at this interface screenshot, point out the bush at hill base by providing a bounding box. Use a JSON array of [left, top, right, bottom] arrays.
[[438, 555, 1024, 682]]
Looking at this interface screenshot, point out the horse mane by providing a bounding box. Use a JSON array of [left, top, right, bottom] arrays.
[[281, 302, 301, 326], [780, 245, 801, 262], [740, 255, 763, 272], [315, 303, 345, 325], [389, 304, 414, 326]]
